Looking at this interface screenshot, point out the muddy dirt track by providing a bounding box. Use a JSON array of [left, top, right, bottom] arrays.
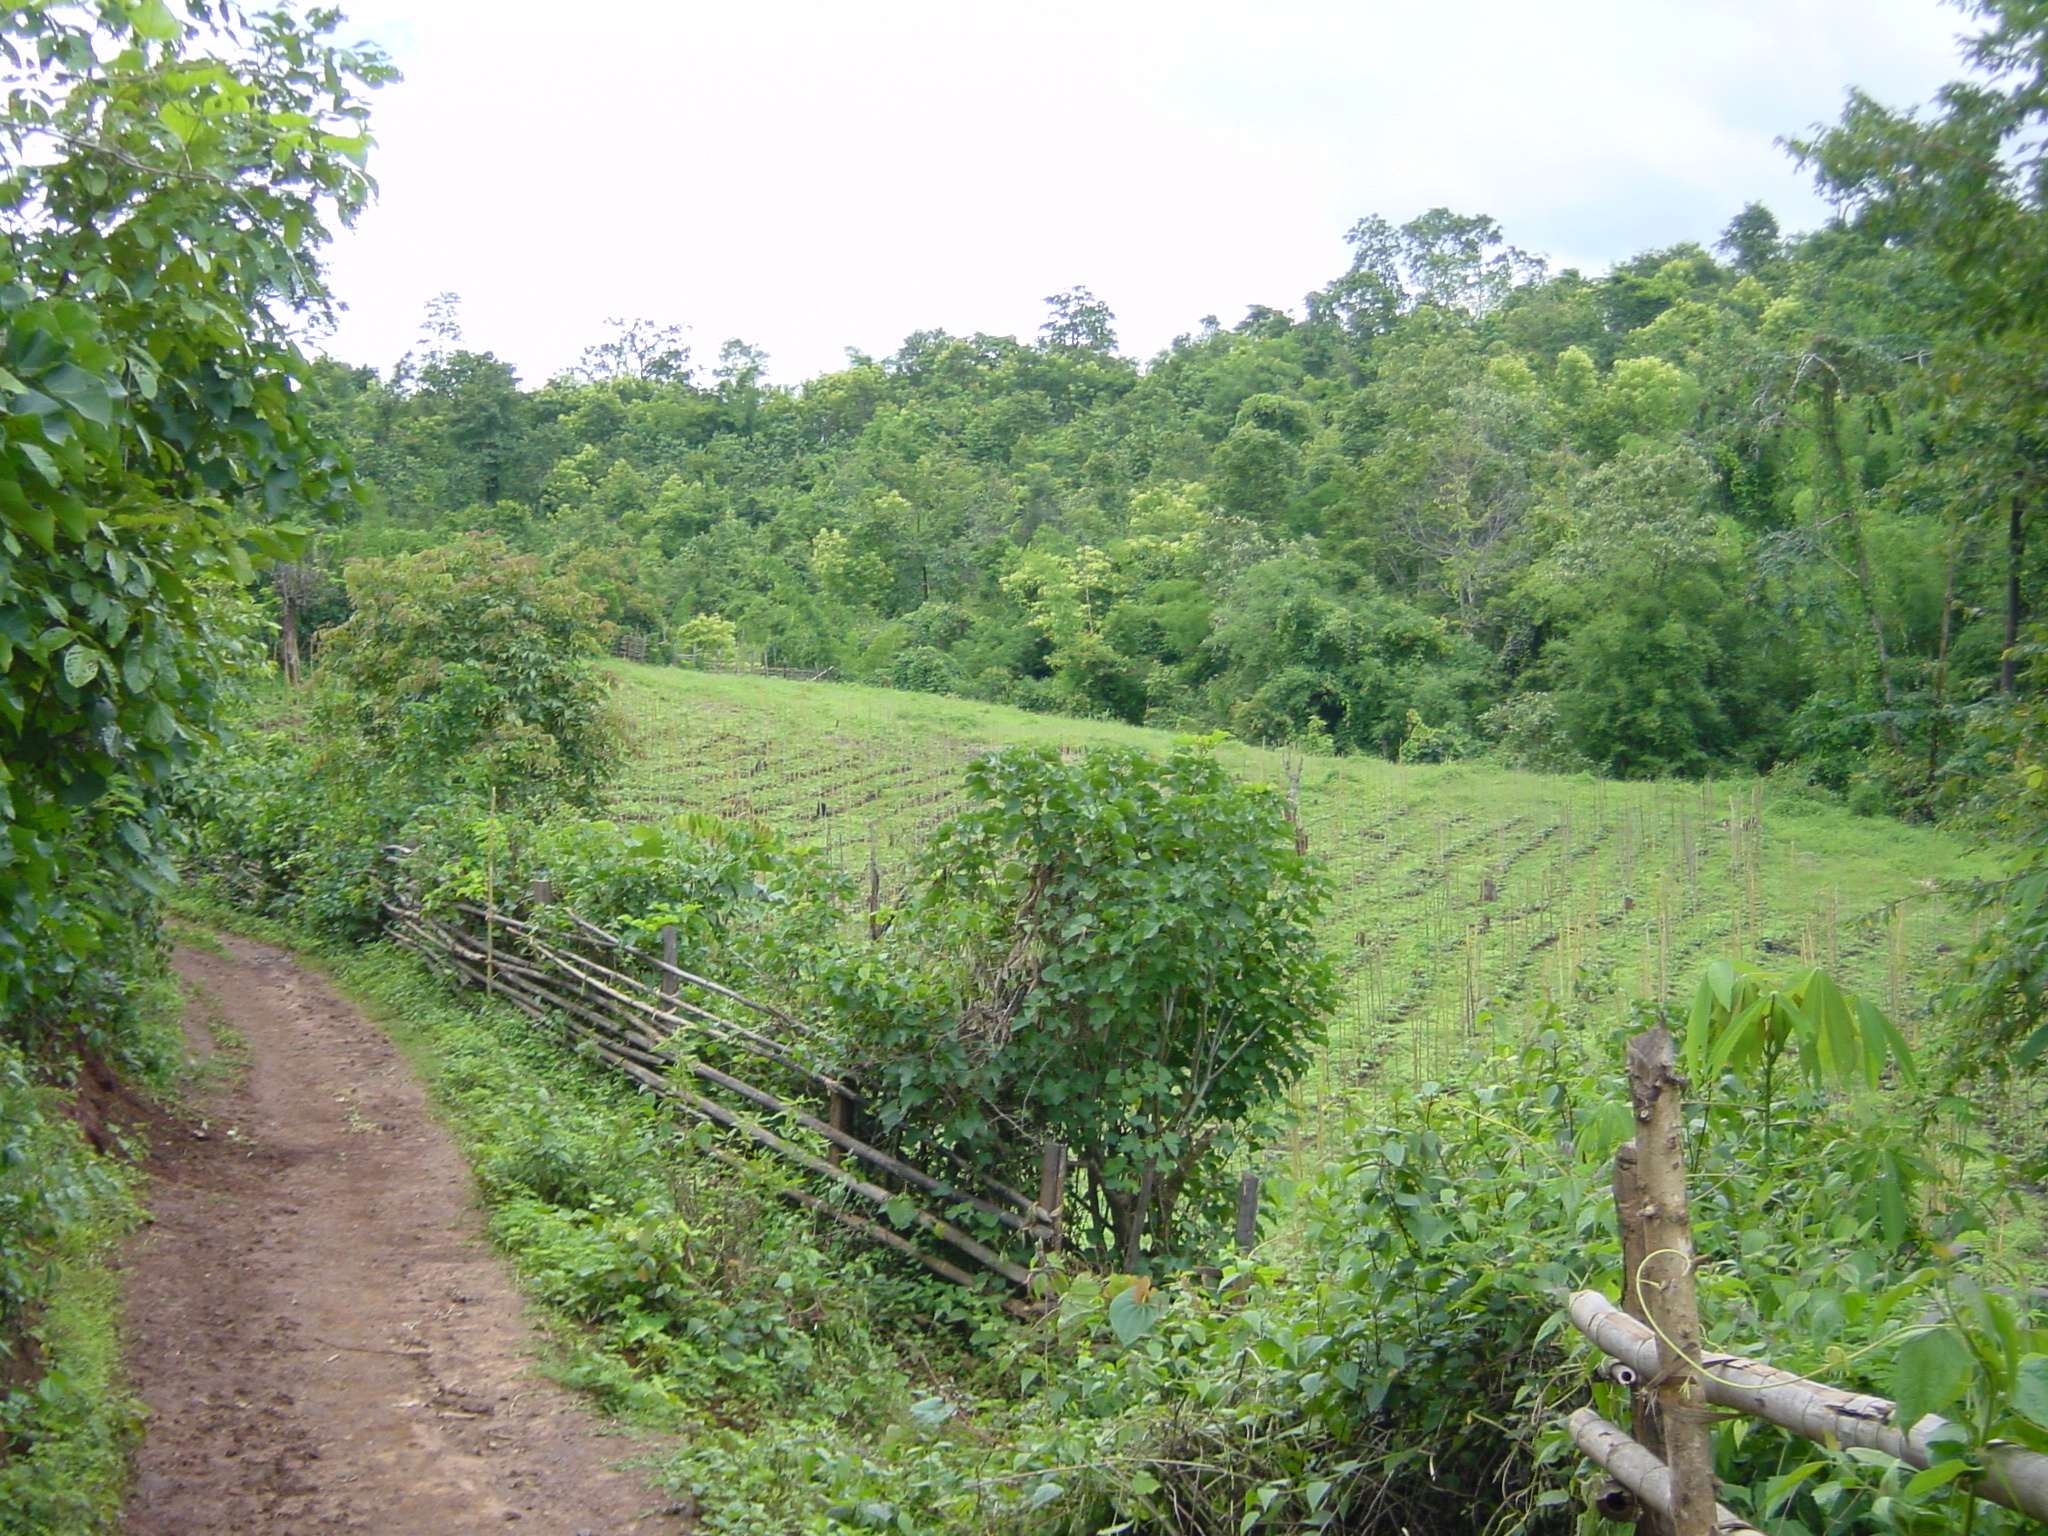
[[120, 935, 692, 1536]]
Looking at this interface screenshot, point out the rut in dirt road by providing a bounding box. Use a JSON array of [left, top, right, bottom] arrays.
[[122, 935, 693, 1536]]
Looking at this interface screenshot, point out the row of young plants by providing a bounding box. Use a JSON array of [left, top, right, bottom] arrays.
[[180, 693, 2048, 1534]]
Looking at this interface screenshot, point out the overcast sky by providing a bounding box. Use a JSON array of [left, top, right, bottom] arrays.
[[314, 0, 1976, 386]]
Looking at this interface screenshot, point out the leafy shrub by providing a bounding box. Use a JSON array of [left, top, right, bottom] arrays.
[[313, 533, 624, 811], [407, 808, 849, 993], [820, 740, 1334, 1269], [888, 645, 960, 694]]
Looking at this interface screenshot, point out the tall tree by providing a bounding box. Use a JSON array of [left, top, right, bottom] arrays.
[[1795, 0, 2048, 693], [0, 0, 391, 1022]]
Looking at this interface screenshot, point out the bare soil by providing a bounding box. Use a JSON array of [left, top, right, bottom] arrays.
[[119, 934, 693, 1536]]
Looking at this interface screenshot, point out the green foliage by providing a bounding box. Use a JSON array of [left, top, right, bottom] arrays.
[[1937, 629, 2048, 1079], [314, 533, 622, 810], [636, 1016, 2000, 1536], [0, 1242, 141, 1536], [824, 740, 1334, 1266], [0, 1041, 147, 1536], [288, 99, 2048, 797], [410, 807, 849, 987], [674, 611, 739, 661], [1687, 957, 1916, 1097], [0, 0, 389, 1026]]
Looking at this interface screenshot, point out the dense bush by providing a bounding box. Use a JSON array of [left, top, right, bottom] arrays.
[[819, 741, 1334, 1269], [314, 533, 624, 811]]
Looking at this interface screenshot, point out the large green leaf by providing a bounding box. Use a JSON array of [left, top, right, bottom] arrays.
[[36, 363, 114, 428], [1892, 1325, 1973, 1431]]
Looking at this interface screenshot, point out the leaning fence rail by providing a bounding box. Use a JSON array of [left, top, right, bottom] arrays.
[[381, 890, 1056, 1309], [1562, 1027, 2048, 1532]]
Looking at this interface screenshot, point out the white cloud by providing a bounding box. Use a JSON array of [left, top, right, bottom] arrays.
[[316, 0, 1970, 383]]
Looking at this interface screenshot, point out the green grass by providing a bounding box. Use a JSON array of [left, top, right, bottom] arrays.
[[0, 1229, 144, 1536], [609, 661, 1983, 1118]]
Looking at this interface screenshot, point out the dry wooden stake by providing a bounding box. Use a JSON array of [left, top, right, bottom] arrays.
[[1234, 1171, 1262, 1255], [1624, 1028, 1713, 1536]]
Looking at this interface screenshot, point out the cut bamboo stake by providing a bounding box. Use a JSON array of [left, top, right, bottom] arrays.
[[1568, 1410, 1764, 1536], [1625, 1027, 1714, 1536], [1611, 1135, 1672, 1536], [1037, 1141, 1066, 1251], [1569, 1291, 2048, 1523], [1234, 1171, 1262, 1255]]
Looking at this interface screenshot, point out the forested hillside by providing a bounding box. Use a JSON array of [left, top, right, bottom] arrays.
[[294, 197, 2018, 807]]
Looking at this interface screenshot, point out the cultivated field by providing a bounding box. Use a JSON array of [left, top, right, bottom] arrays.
[[610, 662, 1983, 1125]]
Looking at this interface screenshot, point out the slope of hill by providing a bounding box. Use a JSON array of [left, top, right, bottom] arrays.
[[610, 662, 1980, 1123]]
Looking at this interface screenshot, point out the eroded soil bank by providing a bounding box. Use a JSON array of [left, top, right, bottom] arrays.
[[120, 933, 690, 1536]]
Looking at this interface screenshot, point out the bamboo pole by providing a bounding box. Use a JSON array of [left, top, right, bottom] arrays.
[[686, 1058, 1051, 1239], [387, 900, 1049, 1291], [393, 918, 1019, 1261], [1610, 1136, 1671, 1534], [1234, 1171, 1262, 1255], [1569, 1291, 2048, 1522], [440, 903, 843, 1089], [416, 926, 1051, 1244], [940, 1146, 1043, 1220], [1568, 1410, 1764, 1536], [680, 1090, 1037, 1289], [1625, 1027, 1714, 1536]]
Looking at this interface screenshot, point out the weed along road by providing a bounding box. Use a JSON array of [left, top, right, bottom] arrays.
[[122, 934, 689, 1536]]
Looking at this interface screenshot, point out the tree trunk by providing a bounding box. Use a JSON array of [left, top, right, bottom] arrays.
[[277, 579, 301, 684], [1816, 376, 1900, 740], [1932, 528, 1959, 788], [1611, 1140, 1674, 1535], [2004, 495, 2026, 695]]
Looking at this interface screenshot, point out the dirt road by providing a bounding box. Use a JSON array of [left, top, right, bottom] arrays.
[[121, 934, 690, 1536]]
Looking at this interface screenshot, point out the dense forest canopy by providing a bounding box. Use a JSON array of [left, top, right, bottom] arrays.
[[288, 191, 2019, 805]]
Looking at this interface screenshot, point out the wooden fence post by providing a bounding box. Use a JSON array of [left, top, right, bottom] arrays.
[[1234, 1171, 1262, 1255], [1611, 1138, 1672, 1533], [659, 924, 679, 1004], [1625, 1027, 1713, 1536], [1036, 1141, 1066, 1255], [826, 1088, 850, 1169], [529, 878, 554, 907]]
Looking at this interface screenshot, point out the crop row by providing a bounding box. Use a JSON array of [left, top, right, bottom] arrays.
[[606, 670, 1976, 1105]]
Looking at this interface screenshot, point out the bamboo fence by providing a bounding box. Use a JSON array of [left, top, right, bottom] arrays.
[[1563, 1029, 2048, 1532], [381, 888, 1054, 1309]]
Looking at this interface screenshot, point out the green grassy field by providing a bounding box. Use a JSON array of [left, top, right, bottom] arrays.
[[609, 661, 1984, 1119]]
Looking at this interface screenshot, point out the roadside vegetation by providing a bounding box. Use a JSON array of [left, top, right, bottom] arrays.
[[176, 527, 2047, 1533], [9, 2, 2048, 1533]]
